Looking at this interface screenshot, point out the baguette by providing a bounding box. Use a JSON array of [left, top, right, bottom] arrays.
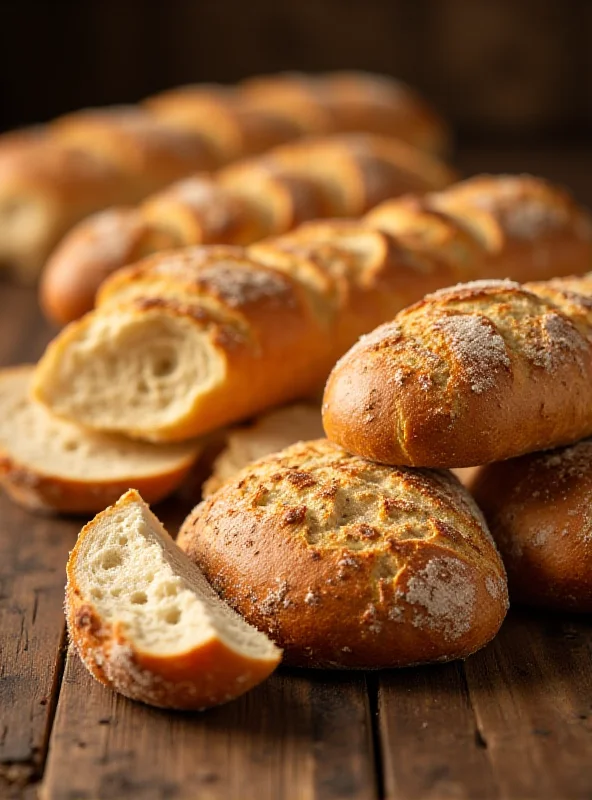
[[203, 403, 324, 497], [469, 440, 592, 612], [40, 134, 455, 325], [323, 274, 592, 468], [178, 439, 508, 668], [0, 366, 201, 513], [66, 490, 281, 710], [2, 71, 447, 285], [32, 176, 592, 444]]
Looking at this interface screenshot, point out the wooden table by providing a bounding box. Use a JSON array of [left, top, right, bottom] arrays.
[[2, 147, 592, 800]]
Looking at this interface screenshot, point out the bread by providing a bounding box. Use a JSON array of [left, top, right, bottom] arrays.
[[32, 176, 592, 444], [470, 440, 592, 612], [66, 489, 281, 710], [0, 140, 130, 284], [239, 71, 451, 154], [177, 439, 508, 668], [323, 274, 592, 468], [1, 71, 448, 286], [0, 366, 201, 513], [365, 174, 592, 283], [40, 134, 455, 325], [203, 403, 324, 496]]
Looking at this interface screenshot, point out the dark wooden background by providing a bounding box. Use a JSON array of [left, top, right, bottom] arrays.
[[0, 0, 591, 142]]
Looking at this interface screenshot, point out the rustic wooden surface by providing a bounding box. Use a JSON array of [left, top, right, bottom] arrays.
[[1, 149, 592, 799]]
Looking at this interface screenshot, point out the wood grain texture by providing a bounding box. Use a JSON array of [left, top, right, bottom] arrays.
[[0, 285, 74, 797], [465, 611, 592, 800], [41, 654, 376, 800]]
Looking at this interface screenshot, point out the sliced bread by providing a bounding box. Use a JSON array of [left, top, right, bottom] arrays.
[[66, 489, 282, 709], [0, 366, 201, 513]]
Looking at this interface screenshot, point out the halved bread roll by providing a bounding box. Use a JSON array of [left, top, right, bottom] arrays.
[[179, 439, 508, 669], [0, 366, 201, 513], [66, 490, 282, 709]]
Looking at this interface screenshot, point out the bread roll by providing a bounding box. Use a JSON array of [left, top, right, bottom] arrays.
[[0, 366, 201, 514], [178, 439, 508, 668], [469, 440, 592, 613], [323, 275, 592, 468], [33, 178, 592, 444], [66, 490, 281, 710], [40, 134, 455, 325]]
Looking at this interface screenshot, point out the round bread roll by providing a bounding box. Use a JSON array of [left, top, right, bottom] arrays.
[[178, 439, 508, 668], [470, 440, 592, 612]]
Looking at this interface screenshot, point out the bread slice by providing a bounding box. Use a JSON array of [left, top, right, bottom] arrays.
[[203, 402, 324, 496], [66, 490, 282, 709], [0, 366, 201, 513]]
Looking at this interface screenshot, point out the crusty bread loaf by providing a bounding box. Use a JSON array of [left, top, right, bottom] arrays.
[[323, 274, 592, 468], [469, 440, 592, 613], [0, 366, 201, 513], [40, 134, 455, 325], [3, 71, 447, 286], [177, 439, 508, 668], [239, 71, 451, 154], [203, 403, 323, 497], [66, 489, 281, 710], [32, 176, 592, 444]]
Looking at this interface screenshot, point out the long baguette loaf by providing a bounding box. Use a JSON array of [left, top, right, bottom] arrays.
[[32, 175, 592, 444], [2, 72, 447, 285], [323, 274, 592, 467], [40, 134, 455, 325]]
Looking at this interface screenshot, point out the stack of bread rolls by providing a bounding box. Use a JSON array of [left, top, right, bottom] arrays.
[[0, 71, 449, 285]]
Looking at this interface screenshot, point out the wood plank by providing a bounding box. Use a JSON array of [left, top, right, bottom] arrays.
[[0, 287, 79, 795], [377, 661, 498, 800], [41, 654, 377, 800], [464, 610, 592, 800]]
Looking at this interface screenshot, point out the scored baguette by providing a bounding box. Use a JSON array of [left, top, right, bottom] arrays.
[[178, 439, 508, 668], [2, 71, 448, 286], [40, 134, 455, 325], [32, 175, 592, 444], [468, 440, 592, 613], [0, 366, 201, 513], [66, 490, 282, 710], [323, 274, 592, 468]]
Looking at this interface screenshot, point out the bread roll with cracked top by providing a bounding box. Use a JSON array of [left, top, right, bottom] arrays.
[[469, 440, 592, 612], [178, 439, 508, 668], [323, 274, 592, 468]]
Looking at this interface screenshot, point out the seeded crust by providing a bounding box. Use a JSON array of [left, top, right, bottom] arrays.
[[323, 275, 592, 468], [178, 439, 508, 669], [470, 440, 592, 613]]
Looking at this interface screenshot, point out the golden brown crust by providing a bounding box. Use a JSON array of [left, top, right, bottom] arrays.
[[470, 440, 592, 612], [178, 439, 508, 668], [323, 277, 592, 467]]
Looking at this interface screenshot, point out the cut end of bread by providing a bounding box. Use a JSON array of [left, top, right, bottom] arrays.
[[0, 365, 201, 513], [66, 489, 282, 710], [33, 307, 226, 442]]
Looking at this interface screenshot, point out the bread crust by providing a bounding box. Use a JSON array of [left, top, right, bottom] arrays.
[[323, 276, 592, 467], [178, 439, 508, 668], [66, 490, 281, 710], [469, 440, 592, 612]]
